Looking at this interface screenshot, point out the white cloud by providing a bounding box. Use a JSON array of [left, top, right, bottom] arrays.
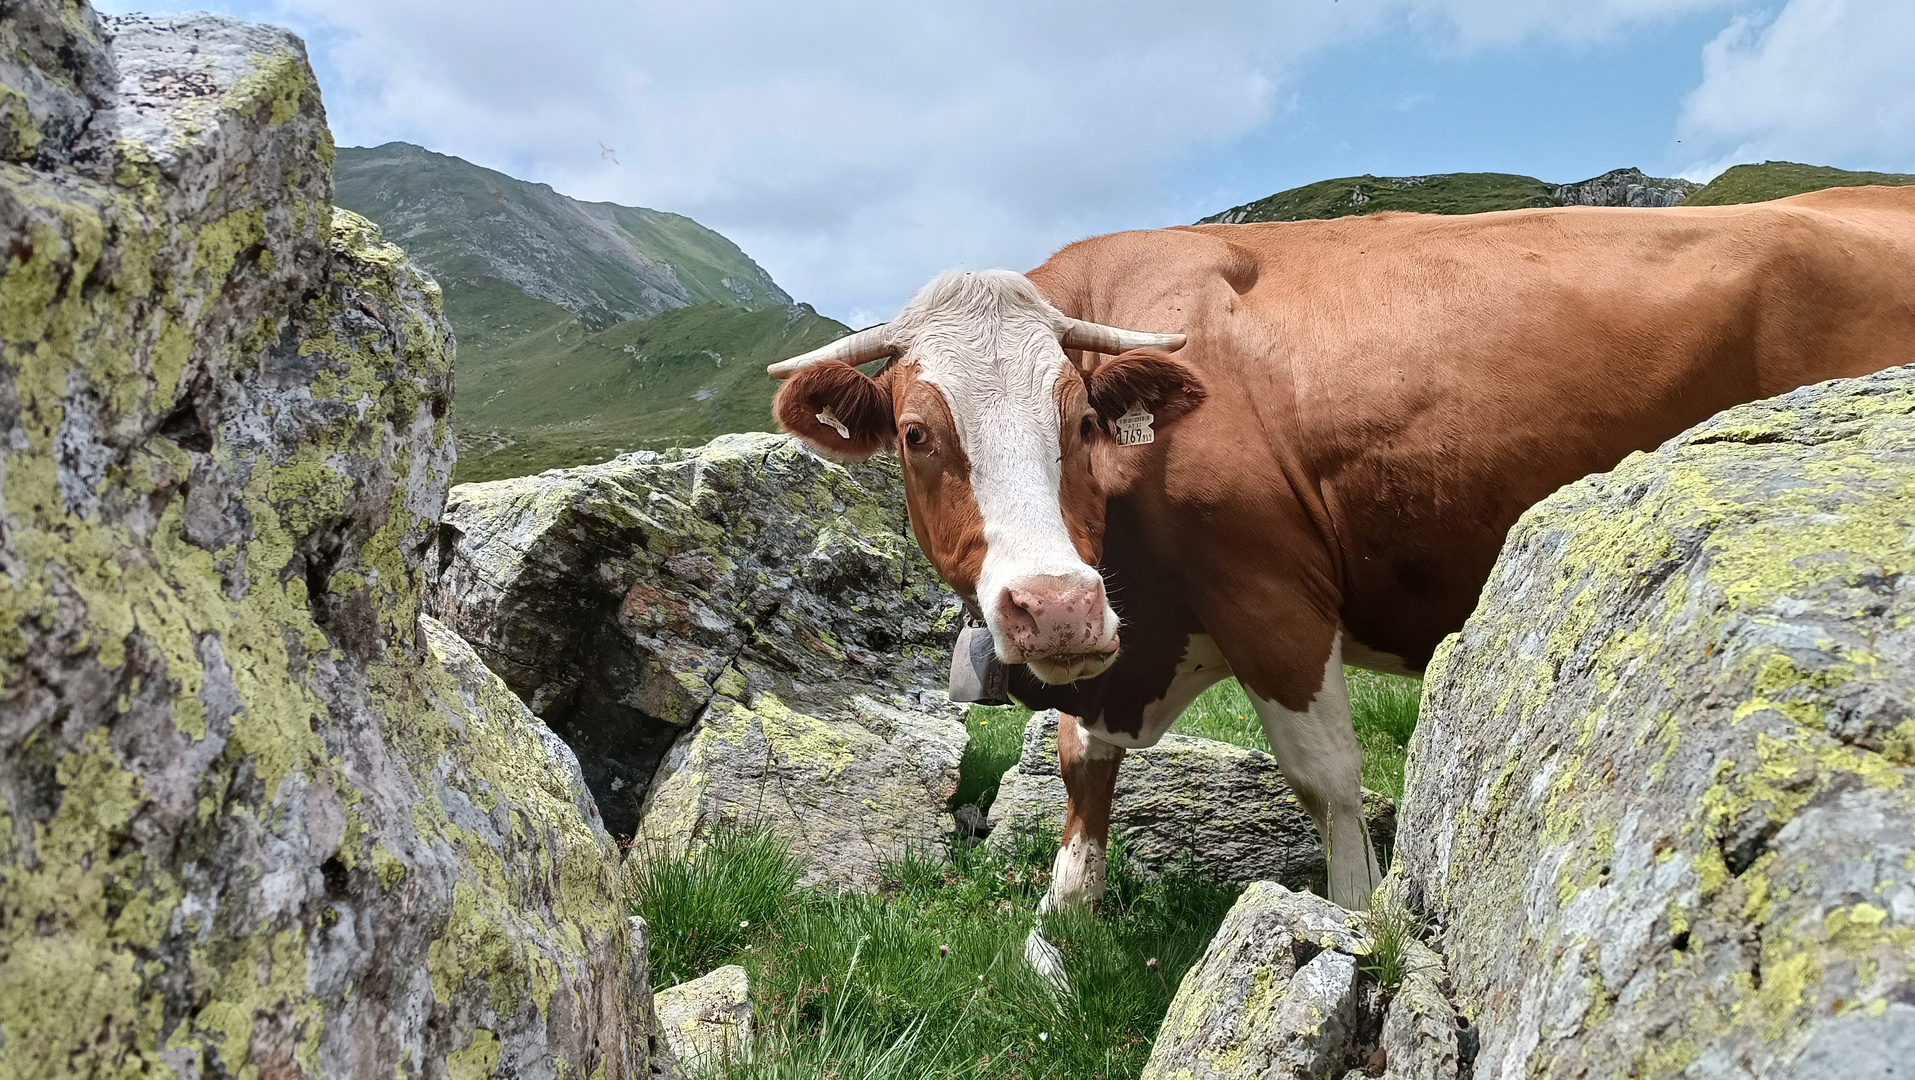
[[99, 0, 1745, 319], [1679, 0, 1915, 178]]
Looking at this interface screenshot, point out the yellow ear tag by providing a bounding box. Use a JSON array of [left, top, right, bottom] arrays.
[[816, 407, 851, 439]]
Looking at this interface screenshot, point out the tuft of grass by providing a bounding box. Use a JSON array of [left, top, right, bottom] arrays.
[[667, 827, 1237, 1080], [1169, 670, 1422, 800], [626, 823, 803, 988], [1356, 892, 1425, 991], [954, 704, 1029, 814]]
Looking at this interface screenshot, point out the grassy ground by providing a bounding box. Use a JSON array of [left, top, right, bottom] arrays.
[[631, 827, 1238, 1080], [451, 302, 850, 482], [630, 672, 1423, 1078]]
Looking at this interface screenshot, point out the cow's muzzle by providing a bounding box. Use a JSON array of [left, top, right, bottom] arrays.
[[992, 574, 1120, 683]]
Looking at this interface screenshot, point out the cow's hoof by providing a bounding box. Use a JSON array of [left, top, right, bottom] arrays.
[[1024, 926, 1069, 995]]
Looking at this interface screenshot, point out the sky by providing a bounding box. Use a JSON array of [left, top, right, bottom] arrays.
[[96, 0, 1915, 325]]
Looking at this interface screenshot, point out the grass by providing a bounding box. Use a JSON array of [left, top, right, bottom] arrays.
[[1355, 896, 1424, 990], [631, 829, 1238, 1080], [449, 302, 851, 483], [955, 704, 1029, 814], [1201, 171, 1560, 224], [633, 669, 1424, 1078], [1679, 161, 1915, 207], [628, 825, 805, 988], [1167, 671, 1420, 800]]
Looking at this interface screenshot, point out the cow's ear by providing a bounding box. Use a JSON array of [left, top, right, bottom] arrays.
[[774, 360, 896, 461], [1086, 349, 1206, 427]]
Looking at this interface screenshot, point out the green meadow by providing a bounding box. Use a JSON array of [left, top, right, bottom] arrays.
[[630, 670, 1421, 1079]]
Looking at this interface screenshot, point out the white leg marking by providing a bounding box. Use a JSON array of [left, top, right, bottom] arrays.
[[1245, 635, 1383, 910], [1044, 831, 1107, 913]]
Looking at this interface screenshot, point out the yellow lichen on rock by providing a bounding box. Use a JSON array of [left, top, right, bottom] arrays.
[[1399, 366, 1915, 1078], [0, 7, 663, 1078]]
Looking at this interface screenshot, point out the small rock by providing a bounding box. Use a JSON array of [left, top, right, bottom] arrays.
[[1375, 939, 1456, 1080], [987, 711, 1395, 891], [636, 691, 965, 890], [954, 802, 992, 839], [654, 966, 754, 1071], [1143, 882, 1367, 1079]]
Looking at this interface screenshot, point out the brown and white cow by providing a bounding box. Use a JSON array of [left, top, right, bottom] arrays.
[[768, 185, 1915, 914]]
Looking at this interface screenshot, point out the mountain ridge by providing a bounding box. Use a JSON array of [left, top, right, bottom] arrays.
[[1202, 166, 1699, 224], [334, 142, 790, 336]]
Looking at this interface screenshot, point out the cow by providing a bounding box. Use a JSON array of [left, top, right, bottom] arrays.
[[765, 185, 1915, 917]]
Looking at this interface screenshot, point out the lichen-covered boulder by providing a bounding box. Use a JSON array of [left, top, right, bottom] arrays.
[[986, 711, 1396, 892], [638, 687, 966, 890], [1144, 883, 1363, 1080], [0, 8, 658, 1076], [427, 431, 968, 847], [1399, 367, 1915, 1078], [653, 964, 754, 1071], [1145, 882, 1458, 1080]]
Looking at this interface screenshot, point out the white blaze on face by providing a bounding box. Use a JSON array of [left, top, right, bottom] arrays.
[[892, 271, 1119, 679]]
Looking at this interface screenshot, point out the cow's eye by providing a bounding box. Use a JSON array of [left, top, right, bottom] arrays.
[[1079, 415, 1096, 442], [904, 425, 929, 449]]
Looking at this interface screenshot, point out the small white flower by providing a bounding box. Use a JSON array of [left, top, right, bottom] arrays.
[[1039, 1032, 1049, 1042], [739, 920, 750, 928]]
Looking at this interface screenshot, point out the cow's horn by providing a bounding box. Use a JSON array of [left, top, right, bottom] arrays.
[[767, 325, 897, 379], [1059, 318, 1187, 355]]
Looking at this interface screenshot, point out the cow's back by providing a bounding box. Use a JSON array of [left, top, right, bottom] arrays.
[[1034, 187, 1915, 669]]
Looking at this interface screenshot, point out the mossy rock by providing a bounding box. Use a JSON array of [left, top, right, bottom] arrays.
[[429, 431, 968, 846], [1399, 366, 1915, 1077], [0, 8, 661, 1076]]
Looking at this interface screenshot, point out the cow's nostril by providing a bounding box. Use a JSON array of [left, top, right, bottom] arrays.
[[997, 589, 1041, 641]]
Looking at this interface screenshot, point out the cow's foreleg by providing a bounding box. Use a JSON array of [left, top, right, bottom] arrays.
[[1040, 710, 1126, 915], [1246, 636, 1382, 910]]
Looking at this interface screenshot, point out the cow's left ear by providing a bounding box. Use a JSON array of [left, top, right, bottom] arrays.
[[1086, 349, 1206, 427], [774, 360, 897, 460]]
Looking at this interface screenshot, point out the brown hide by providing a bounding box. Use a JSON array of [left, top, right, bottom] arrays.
[[1029, 185, 1915, 713]]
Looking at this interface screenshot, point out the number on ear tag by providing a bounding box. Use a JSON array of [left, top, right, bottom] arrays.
[[1115, 405, 1155, 446]]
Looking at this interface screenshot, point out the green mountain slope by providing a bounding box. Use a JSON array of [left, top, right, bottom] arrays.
[[1680, 161, 1915, 206], [333, 142, 821, 482], [1202, 167, 1699, 224], [455, 303, 851, 483], [333, 142, 790, 334]]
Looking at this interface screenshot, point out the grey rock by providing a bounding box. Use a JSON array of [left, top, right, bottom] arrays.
[[985, 711, 1396, 892], [1397, 366, 1915, 1079], [426, 431, 969, 856], [1555, 166, 1701, 208], [625, 917, 686, 1080], [638, 687, 967, 891], [0, 0, 113, 164], [0, 10, 654, 1076], [1375, 940, 1456, 1080], [654, 965, 754, 1072], [1144, 882, 1367, 1080], [955, 801, 992, 839]]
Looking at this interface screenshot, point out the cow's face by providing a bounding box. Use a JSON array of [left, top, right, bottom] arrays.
[[770, 271, 1203, 685]]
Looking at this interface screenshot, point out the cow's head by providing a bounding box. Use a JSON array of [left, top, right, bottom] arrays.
[[768, 270, 1204, 685]]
